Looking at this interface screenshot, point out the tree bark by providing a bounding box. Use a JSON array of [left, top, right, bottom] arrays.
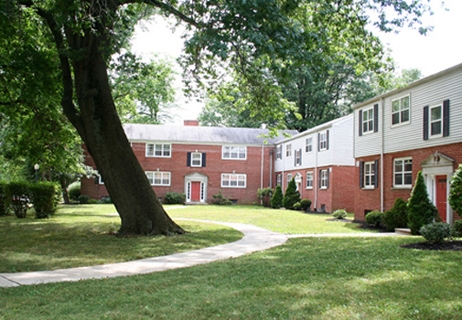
[[49, 10, 184, 236]]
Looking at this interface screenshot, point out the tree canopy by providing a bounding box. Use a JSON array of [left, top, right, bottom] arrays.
[[0, 0, 435, 235]]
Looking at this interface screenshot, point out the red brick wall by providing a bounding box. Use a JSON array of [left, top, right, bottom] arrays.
[[275, 165, 355, 213], [354, 142, 462, 221], [81, 143, 274, 204]]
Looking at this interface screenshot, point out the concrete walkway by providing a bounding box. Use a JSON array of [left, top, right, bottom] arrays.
[[0, 219, 402, 288]]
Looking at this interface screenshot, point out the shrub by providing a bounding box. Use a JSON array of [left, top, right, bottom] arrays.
[[96, 196, 112, 204], [163, 192, 186, 205], [420, 222, 453, 244], [67, 181, 81, 201], [271, 185, 283, 209], [293, 202, 302, 210], [408, 171, 438, 235], [300, 199, 312, 211], [332, 209, 347, 219], [453, 220, 462, 237], [211, 191, 232, 205], [383, 198, 408, 231], [30, 182, 60, 219], [365, 210, 384, 227], [0, 182, 7, 216], [88, 199, 98, 204], [257, 187, 273, 207], [283, 178, 301, 210], [449, 164, 462, 218], [78, 195, 90, 204], [5, 181, 30, 218]]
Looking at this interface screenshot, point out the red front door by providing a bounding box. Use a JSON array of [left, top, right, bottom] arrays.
[[191, 182, 201, 202], [436, 175, 447, 222]]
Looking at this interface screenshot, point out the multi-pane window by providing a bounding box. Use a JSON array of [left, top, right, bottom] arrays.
[[276, 174, 282, 186], [320, 170, 329, 189], [319, 132, 327, 150], [146, 143, 171, 157], [276, 145, 282, 160], [190, 153, 201, 167], [295, 149, 301, 166], [306, 171, 313, 189], [394, 158, 412, 187], [392, 96, 410, 125], [305, 137, 313, 153], [287, 173, 293, 186], [362, 107, 374, 133], [364, 162, 375, 188], [222, 146, 246, 159], [146, 171, 171, 186], [221, 173, 246, 188], [430, 105, 442, 136], [286, 144, 292, 157]]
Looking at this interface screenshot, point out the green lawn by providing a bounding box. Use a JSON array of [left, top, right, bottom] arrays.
[[2, 204, 461, 319]]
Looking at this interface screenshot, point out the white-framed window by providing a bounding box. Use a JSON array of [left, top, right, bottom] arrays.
[[146, 143, 171, 157], [276, 145, 282, 160], [393, 158, 412, 188], [306, 171, 313, 189], [222, 146, 246, 160], [146, 171, 171, 186], [276, 174, 282, 186], [319, 132, 327, 150], [191, 152, 202, 167], [286, 144, 292, 157], [295, 149, 301, 166], [430, 104, 442, 137], [364, 162, 375, 188], [392, 95, 410, 125], [305, 137, 313, 153], [287, 173, 293, 186], [362, 107, 374, 133], [320, 170, 329, 189], [221, 173, 246, 188]]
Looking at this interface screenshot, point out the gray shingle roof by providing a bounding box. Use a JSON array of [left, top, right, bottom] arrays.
[[124, 124, 298, 145]]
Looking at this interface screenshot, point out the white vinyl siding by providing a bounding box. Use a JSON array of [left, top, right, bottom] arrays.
[[221, 173, 246, 188]]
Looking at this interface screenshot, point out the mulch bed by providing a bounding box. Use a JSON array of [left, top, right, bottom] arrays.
[[401, 241, 462, 251]]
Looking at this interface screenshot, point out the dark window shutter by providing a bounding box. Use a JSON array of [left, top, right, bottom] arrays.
[[423, 106, 429, 140], [317, 133, 321, 151], [374, 159, 379, 189], [443, 99, 450, 137], [373, 104, 379, 133], [318, 170, 322, 188], [358, 110, 363, 136], [202, 153, 206, 167], [187, 152, 191, 166], [326, 130, 330, 150], [94, 176, 99, 184], [294, 151, 297, 166], [359, 161, 364, 188], [299, 149, 302, 166]]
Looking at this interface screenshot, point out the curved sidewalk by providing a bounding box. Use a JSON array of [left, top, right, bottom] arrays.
[[0, 220, 288, 288]]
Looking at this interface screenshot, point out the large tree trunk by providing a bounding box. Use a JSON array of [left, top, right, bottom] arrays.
[[57, 17, 184, 236]]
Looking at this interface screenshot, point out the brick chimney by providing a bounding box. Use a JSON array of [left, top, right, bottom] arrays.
[[184, 120, 199, 126]]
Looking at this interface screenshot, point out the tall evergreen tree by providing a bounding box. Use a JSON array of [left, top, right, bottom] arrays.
[[407, 171, 438, 235], [283, 178, 301, 210]]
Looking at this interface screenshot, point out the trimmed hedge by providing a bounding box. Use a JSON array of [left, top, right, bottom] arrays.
[[0, 182, 7, 216], [5, 181, 30, 218], [29, 182, 60, 218], [163, 192, 186, 205]]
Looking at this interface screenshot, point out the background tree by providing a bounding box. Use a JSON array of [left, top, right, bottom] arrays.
[[110, 52, 178, 124], [407, 171, 438, 235], [0, 0, 434, 235]]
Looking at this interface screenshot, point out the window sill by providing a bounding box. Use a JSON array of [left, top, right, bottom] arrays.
[[391, 186, 412, 190]]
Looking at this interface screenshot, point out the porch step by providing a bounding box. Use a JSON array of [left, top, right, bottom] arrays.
[[395, 228, 412, 235]]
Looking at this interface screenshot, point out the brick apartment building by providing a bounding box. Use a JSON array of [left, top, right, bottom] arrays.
[[81, 120, 297, 204], [354, 62, 462, 223], [274, 115, 356, 213]]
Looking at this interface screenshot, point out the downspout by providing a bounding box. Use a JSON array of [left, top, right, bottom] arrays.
[[314, 131, 319, 211], [380, 97, 385, 212], [260, 142, 264, 190], [269, 149, 274, 187]]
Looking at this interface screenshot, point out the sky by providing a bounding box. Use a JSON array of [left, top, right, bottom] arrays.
[[131, 0, 462, 122]]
